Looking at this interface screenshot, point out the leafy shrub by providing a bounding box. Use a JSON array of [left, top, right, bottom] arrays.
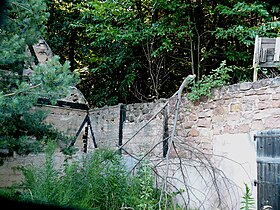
[[188, 61, 232, 102]]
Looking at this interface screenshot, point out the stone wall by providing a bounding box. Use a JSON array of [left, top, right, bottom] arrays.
[[176, 78, 280, 148], [38, 105, 88, 150], [0, 151, 66, 188], [88, 100, 167, 156], [164, 78, 280, 163], [89, 105, 120, 149], [2, 78, 280, 209], [122, 99, 167, 157], [168, 78, 280, 209], [0, 105, 88, 188]]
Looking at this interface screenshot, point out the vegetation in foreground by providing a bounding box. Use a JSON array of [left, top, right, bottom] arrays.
[[0, 143, 179, 210]]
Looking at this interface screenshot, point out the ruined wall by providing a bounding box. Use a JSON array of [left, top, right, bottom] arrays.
[[88, 100, 167, 156], [89, 105, 120, 149], [0, 151, 66, 188], [39, 105, 88, 150], [176, 78, 280, 147], [0, 105, 88, 188], [170, 78, 280, 209], [163, 78, 280, 168], [122, 99, 167, 157], [2, 78, 280, 209]]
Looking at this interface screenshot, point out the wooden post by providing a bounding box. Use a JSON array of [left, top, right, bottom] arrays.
[[274, 37, 280, 62], [253, 35, 261, 82]]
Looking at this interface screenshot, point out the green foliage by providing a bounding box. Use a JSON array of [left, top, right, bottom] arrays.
[[214, 1, 280, 63], [1, 149, 176, 209], [47, 0, 196, 106], [0, 0, 49, 69], [0, 0, 78, 158], [136, 162, 157, 210], [240, 183, 255, 210], [188, 61, 232, 102], [30, 55, 79, 102], [0, 55, 78, 157], [18, 141, 60, 204], [45, 0, 280, 107]]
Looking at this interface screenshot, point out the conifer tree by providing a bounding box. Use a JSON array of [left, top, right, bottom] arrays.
[[0, 0, 78, 158]]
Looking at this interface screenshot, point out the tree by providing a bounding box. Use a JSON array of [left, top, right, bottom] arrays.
[[45, 0, 81, 72], [0, 0, 78, 159], [45, 0, 280, 107]]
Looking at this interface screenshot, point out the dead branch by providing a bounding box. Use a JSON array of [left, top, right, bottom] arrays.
[[159, 75, 196, 209], [114, 73, 247, 209], [2, 83, 41, 97]]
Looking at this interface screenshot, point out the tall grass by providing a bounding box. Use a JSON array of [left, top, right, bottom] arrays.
[[2, 142, 173, 209]]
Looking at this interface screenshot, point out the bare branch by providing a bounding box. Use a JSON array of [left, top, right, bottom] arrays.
[[2, 83, 41, 97]]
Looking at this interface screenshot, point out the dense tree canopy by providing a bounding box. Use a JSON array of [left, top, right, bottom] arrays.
[[1, 0, 279, 109], [45, 0, 280, 107]]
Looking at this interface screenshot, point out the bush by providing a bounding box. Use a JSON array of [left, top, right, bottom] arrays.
[[188, 61, 232, 102]]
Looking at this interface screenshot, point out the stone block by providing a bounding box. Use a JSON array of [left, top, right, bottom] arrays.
[[212, 115, 224, 123], [251, 120, 264, 131], [252, 82, 263, 89], [245, 90, 257, 96], [177, 128, 188, 137], [213, 106, 224, 115], [202, 102, 215, 110], [184, 121, 194, 129], [264, 116, 280, 129], [257, 101, 272, 110], [230, 103, 242, 112], [198, 110, 213, 118], [234, 93, 244, 98], [258, 95, 271, 101], [235, 124, 250, 133], [188, 129, 199, 137], [223, 124, 235, 134], [275, 86, 280, 93], [242, 101, 255, 112], [228, 84, 240, 92], [271, 93, 280, 100], [223, 93, 232, 100], [272, 100, 280, 108], [240, 82, 252, 91], [189, 113, 198, 121], [271, 77, 280, 87], [256, 88, 271, 95], [197, 118, 211, 128], [226, 113, 241, 123], [213, 125, 223, 135], [198, 128, 212, 137]]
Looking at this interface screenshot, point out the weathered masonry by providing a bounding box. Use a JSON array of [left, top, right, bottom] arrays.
[[172, 78, 280, 209], [2, 78, 280, 209]]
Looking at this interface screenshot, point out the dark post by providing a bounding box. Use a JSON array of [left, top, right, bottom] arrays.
[[87, 115, 97, 148], [118, 104, 126, 155], [82, 124, 88, 153], [163, 105, 169, 157]]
